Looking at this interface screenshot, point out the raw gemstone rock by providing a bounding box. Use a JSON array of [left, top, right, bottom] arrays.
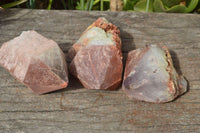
[[70, 45, 122, 90], [69, 17, 123, 90], [122, 45, 187, 103], [0, 31, 68, 94], [68, 17, 122, 61]]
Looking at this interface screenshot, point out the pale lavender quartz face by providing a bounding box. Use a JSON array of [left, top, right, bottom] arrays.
[[123, 45, 187, 103]]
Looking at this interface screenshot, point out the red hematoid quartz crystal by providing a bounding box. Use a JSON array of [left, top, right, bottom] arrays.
[[122, 45, 187, 103], [0, 31, 68, 94], [69, 17, 123, 90]]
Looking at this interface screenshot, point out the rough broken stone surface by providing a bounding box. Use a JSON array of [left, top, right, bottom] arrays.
[[122, 45, 187, 103], [0, 31, 68, 94], [69, 17, 123, 90], [68, 17, 122, 61]]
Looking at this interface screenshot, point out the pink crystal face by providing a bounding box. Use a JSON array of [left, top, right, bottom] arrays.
[[0, 31, 68, 94], [70, 45, 122, 90], [68, 17, 122, 61], [123, 45, 187, 103], [69, 17, 123, 90]]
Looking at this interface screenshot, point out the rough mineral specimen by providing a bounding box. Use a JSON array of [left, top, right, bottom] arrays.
[[68, 17, 122, 60], [69, 17, 123, 90], [0, 31, 68, 94], [122, 45, 187, 103]]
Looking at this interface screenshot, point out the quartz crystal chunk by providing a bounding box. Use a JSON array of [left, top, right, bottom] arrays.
[[122, 45, 187, 103], [68, 17, 122, 60], [69, 17, 123, 90], [70, 45, 122, 90], [0, 31, 68, 94]]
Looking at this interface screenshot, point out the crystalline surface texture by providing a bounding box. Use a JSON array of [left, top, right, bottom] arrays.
[[122, 45, 187, 103], [69, 17, 123, 90], [0, 31, 68, 94], [68, 17, 121, 61], [70, 45, 122, 90]]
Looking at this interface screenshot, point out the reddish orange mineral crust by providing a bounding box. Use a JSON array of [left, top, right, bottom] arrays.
[[69, 17, 123, 90], [86, 17, 121, 53], [122, 45, 187, 103], [68, 17, 122, 60]]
